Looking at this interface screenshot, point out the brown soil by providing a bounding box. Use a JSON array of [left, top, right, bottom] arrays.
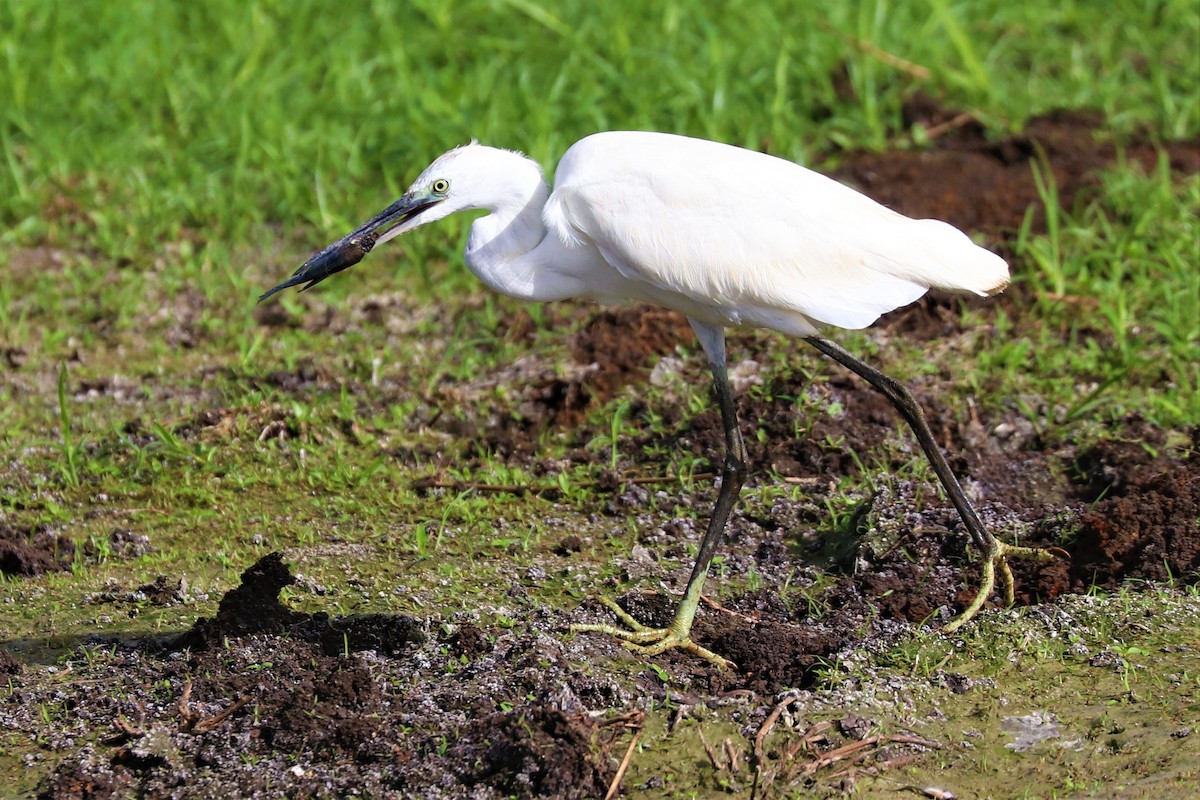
[[1, 523, 151, 578], [7, 100, 1200, 799], [835, 93, 1200, 238]]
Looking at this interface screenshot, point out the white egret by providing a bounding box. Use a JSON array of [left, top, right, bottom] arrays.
[[261, 132, 1058, 669]]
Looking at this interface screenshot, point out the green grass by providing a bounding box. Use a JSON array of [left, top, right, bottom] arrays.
[[1, 2, 1198, 796]]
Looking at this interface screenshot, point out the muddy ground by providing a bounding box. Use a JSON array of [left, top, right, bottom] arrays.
[[3, 98, 1199, 798]]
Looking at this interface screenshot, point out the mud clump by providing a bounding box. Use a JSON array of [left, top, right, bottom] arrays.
[[704, 618, 846, 695], [0, 523, 72, 578], [172, 552, 304, 648], [172, 552, 426, 655], [424, 706, 614, 800], [525, 306, 693, 428], [603, 592, 854, 695], [0, 649, 22, 677], [1070, 459, 1200, 590], [32, 549, 620, 799], [1, 524, 150, 578], [37, 758, 128, 800]]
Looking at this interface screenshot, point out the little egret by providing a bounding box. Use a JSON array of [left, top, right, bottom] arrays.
[[261, 132, 1058, 669]]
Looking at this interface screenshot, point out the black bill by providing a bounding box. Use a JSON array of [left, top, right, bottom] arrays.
[[258, 193, 440, 302]]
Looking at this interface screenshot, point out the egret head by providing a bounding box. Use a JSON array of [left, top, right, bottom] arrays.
[[259, 143, 540, 301]]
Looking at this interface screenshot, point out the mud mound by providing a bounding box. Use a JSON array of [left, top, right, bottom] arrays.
[[423, 706, 614, 800], [836, 96, 1200, 238], [0, 523, 72, 577], [33, 566, 620, 799], [0, 649, 22, 677], [172, 552, 303, 648], [37, 759, 127, 800], [195, 637, 385, 761], [172, 552, 426, 655], [1071, 462, 1200, 590], [598, 593, 853, 695], [524, 306, 693, 428]]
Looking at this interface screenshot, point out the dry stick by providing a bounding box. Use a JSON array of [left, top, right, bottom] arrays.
[[921, 112, 977, 141], [192, 696, 251, 734], [754, 695, 800, 767], [782, 720, 832, 760], [886, 734, 941, 749], [799, 735, 881, 776], [814, 20, 932, 80], [177, 679, 198, 731], [723, 738, 743, 774], [782, 476, 823, 486], [604, 727, 644, 800], [715, 688, 758, 705], [667, 703, 689, 734], [828, 752, 926, 780], [698, 729, 725, 772], [113, 715, 143, 738], [799, 733, 941, 777], [177, 678, 251, 734]]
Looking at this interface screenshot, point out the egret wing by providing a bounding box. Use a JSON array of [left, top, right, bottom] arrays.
[[546, 132, 1006, 330]]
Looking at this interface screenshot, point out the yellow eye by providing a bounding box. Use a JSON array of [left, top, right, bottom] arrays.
[[432, 179, 450, 194]]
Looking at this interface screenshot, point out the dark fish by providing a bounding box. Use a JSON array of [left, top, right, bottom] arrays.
[[258, 233, 377, 303]]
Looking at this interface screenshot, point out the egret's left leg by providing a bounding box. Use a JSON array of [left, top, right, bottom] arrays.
[[803, 335, 1062, 630], [572, 322, 745, 669]]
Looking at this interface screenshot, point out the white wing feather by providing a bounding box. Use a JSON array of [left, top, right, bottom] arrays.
[[545, 132, 1008, 331]]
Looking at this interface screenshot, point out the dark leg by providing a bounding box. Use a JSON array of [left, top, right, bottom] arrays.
[[804, 335, 1060, 629], [669, 358, 748, 636], [572, 323, 747, 668]]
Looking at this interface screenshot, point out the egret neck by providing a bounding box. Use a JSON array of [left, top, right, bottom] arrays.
[[463, 159, 565, 302]]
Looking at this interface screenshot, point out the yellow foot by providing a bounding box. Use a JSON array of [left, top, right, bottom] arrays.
[[571, 597, 737, 670], [942, 541, 1069, 633]]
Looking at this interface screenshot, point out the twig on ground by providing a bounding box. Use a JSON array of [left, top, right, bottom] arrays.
[[754, 695, 800, 768], [724, 737, 743, 774], [603, 713, 645, 800], [815, 21, 932, 80], [177, 678, 251, 734], [192, 696, 251, 734], [699, 729, 724, 772], [638, 590, 760, 625], [797, 733, 940, 776], [177, 679, 198, 731], [921, 112, 976, 140], [782, 720, 832, 760]]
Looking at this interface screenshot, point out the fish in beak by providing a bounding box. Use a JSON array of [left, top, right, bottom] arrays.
[[258, 192, 442, 302]]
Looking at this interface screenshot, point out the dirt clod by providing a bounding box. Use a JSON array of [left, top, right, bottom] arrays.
[[439, 705, 614, 800], [172, 552, 425, 655]]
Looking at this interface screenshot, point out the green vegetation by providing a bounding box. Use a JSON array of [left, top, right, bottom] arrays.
[[1, 0, 1197, 797]]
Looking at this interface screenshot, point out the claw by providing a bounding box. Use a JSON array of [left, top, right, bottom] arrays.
[[571, 597, 737, 670], [941, 542, 1067, 633]]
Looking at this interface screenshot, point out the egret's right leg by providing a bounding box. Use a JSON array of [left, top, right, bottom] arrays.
[[572, 321, 744, 669], [803, 335, 1062, 630]]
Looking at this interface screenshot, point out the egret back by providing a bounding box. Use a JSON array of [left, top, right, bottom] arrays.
[[545, 132, 1008, 332]]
